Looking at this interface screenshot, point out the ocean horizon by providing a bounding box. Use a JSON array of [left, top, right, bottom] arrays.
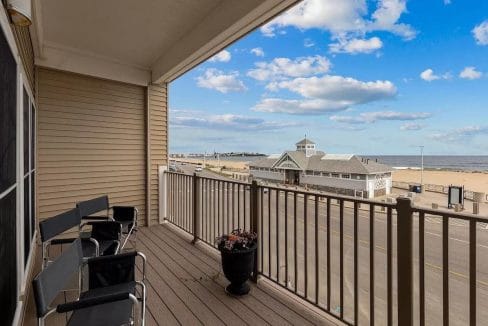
[[203, 154, 488, 171]]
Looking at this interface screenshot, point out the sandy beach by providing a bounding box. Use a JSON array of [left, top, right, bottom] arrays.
[[392, 169, 488, 193], [173, 157, 249, 170]]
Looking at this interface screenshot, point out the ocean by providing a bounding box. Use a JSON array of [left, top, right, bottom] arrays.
[[213, 155, 488, 171], [364, 156, 488, 171]]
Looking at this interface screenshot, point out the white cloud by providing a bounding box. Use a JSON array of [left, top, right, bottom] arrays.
[[270, 75, 397, 102], [420, 68, 451, 82], [400, 122, 425, 130], [196, 69, 246, 93], [208, 50, 231, 62], [247, 55, 331, 81], [170, 112, 299, 131], [252, 98, 351, 114], [459, 66, 483, 80], [253, 76, 396, 115], [369, 0, 416, 40], [330, 111, 432, 124], [473, 20, 488, 45], [261, 0, 416, 40], [420, 69, 439, 81], [250, 47, 265, 57], [329, 36, 383, 54], [430, 126, 488, 142]]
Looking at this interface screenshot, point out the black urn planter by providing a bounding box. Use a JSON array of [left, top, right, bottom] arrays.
[[220, 244, 257, 296]]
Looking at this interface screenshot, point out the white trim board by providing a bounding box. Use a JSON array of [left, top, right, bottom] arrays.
[[35, 43, 151, 86]]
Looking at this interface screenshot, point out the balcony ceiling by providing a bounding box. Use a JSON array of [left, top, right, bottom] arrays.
[[32, 0, 299, 85]]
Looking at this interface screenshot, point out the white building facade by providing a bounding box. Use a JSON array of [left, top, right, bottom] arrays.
[[249, 139, 392, 199]]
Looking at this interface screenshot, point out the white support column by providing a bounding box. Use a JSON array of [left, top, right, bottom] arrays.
[[159, 165, 168, 224]]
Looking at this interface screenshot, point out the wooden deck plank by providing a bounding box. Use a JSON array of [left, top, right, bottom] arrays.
[[152, 224, 333, 326], [139, 228, 273, 326], [136, 265, 180, 326], [137, 235, 236, 326], [138, 230, 256, 326], [142, 225, 319, 326], [142, 227, 292, 326], [142, 260, 204, 325]]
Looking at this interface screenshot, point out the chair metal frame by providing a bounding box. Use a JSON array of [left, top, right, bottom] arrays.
[[34, 240, 147, 326], [77, 196, 138, 251]]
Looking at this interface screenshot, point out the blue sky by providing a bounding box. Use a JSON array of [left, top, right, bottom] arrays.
[[169, 0, 488, 155]]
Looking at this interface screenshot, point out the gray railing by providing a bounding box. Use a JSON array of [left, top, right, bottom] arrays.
[[164, 171, 486, 326]]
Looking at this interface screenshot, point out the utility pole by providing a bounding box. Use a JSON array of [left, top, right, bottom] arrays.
[[419, 145, 424, 192]]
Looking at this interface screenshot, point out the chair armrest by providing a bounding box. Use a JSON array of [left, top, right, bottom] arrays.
[[55, 292, 135, 313], [82, 215, 112, 221], [87, 251, 137, 264], [50, 237, 77, 245]]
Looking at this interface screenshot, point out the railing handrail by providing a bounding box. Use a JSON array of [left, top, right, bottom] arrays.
[[413, 205, 488, 221]]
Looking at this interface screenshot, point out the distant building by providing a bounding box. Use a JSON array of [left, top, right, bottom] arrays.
[[249, 138, 392, 198]]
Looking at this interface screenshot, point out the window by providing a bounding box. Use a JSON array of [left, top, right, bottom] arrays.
[[342, 174, 351, 179], [0, 26, 18, 326], [314, 171, 321, 176], [332, 173, 340, 178]]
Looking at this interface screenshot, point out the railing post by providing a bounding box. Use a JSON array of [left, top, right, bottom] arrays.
[[396, 197, 414, 326], [250, 180, 259, 283], [159, 166, 168, 224], [191, 173, 199, 244]]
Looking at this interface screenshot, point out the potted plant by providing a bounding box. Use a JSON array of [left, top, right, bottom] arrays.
[[216, 229, 257, 296]]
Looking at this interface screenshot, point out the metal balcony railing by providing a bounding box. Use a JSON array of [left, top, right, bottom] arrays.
[[163, 171, 486, 326]]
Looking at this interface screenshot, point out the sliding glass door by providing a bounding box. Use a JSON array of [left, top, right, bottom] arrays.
[[0, 25, 18, 326]]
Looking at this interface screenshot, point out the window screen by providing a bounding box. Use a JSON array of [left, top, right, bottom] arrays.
[[0, 190, 17, 326], [0, 28, 17, 193]]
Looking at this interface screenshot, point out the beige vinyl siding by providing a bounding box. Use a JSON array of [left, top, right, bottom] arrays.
[[11, 24, 35, 92], [37, 68, 147, 225], [148, 84, 168, 225]]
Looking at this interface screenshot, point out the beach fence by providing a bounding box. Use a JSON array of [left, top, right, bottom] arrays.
[[392, 181, 486, 203]]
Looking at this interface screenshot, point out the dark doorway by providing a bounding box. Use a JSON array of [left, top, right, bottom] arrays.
[[285, 170, 300, 185]]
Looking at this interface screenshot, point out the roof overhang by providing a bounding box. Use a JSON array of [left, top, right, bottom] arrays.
[[30, 0, 300, 86]]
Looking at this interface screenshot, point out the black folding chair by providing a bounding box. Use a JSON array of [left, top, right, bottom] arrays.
[[33, 239, 146, 326], [32, 239, 145, 326], [77, 196, 138, 250], [39, 208, 120, 268]]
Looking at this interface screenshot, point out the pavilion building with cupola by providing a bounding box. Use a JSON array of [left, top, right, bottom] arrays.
[[249, 138, 393, 198]]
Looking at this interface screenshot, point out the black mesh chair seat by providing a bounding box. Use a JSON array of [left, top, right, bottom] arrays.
[[66, 299, 133, 326], [81, 239, 118, 257], [81, 281, 136, 299], [77, 197, 138, 250]]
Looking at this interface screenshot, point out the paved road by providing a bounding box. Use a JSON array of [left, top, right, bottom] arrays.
[[169, 164, 488, 325]]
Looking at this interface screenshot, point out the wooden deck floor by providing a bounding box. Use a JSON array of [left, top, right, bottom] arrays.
[[137, 223, 339, 326], [23, 223, 340, 325]]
